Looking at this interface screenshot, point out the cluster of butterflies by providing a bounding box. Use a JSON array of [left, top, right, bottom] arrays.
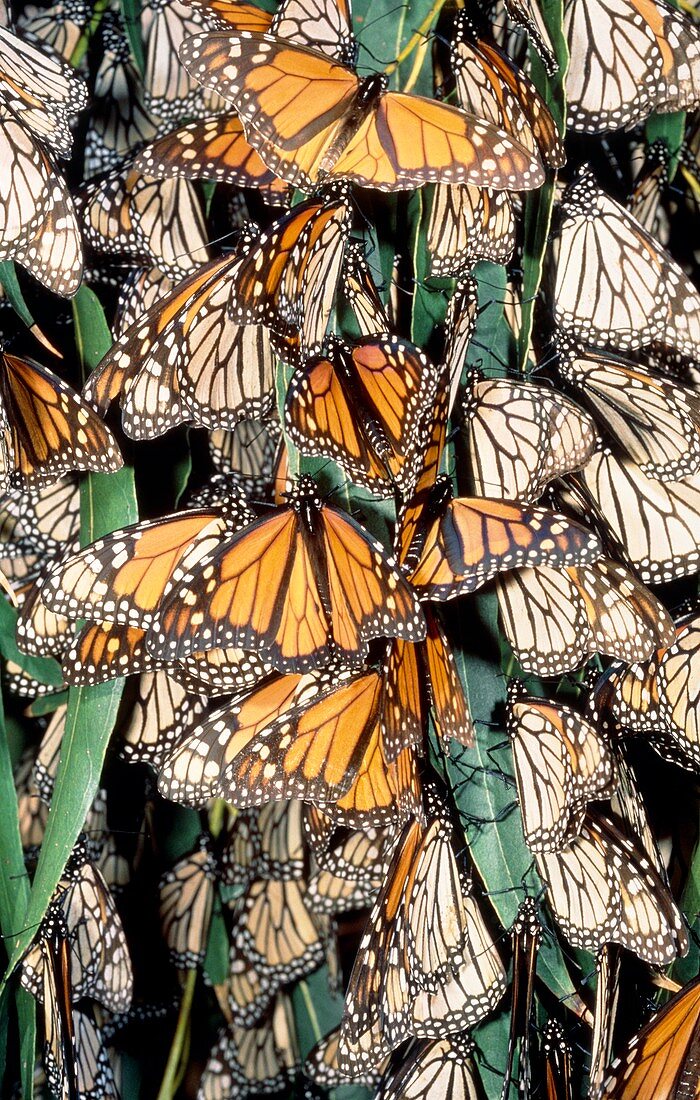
[[0, 0, 699, 1096]]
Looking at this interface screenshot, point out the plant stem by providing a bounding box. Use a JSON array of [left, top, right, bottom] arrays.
[[156, 968, 197, 1100]]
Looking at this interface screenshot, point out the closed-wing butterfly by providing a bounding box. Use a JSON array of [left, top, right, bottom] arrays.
[[0, 352, 122, 494], [84, 15, 157, 178], [508, 684, 617, 853], [159, 835, 218, 968], [81, 167, 211, 281], [376, 1035, 485, 1099], [0, 17, 88, 157], [564, 0, 700, 134], [555, 338, 700, 481], [199, 996, 298, 1099], [426, 11, 564, 275], [553, 167, 700, 361], [535, 811, 687, 966], [496, 558, 675, 676], [0, 117, 83, 296], [339, 810, 507, 1074]]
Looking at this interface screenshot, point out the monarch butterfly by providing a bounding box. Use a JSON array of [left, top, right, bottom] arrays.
[[307, 825, 394, 914], [553, 168, 700, 361], [232, 877, 328, 982], [209, 417, 285, 495], [81, 168, 210, 281], [0, 18, 88, 157], [0, 352, 123, 494], [227, 192, 352, 366], [463, 375, 597, 502], [114, 267, 174, 336], [408, 488, 601, 602], [395, 292, 601, 594], [85, 195, 348, 436], [222, 800, 305, 886], [508, 685, 617, 853], [1, 478, 79, 576], [22, 907, 79, 1100], [148, 474, 426, 671], [159, 662, 423, 827], [187, 0, 274, 33], [454, 13, 565, 167], [16, 746, 50, 856], [556, 339, 700, 481], [305, 1026, 388, 1090], [178, 639, 277, 697], [84, 15, 158, 178], [178, 32, 546, 193], [41, 505, 249, 629], [284, 333, 438, 499], [535, 812, 687, 966], [31, 703, 66, 802], [159, 835, 217, 968], [121, 670, 208, 769], [340, 814, 507, 1074], [199, 996, 298, 1099], [21, 840, 133, 1012], [0, 118, 83, 296], [307, 856, 380, 915], [497, 558, 675, 676], [428, 184, 516, 275], [18, 0, 90, 62], [133, 114, 291, 201], [427, 12, 563, 275], [381, 1035, 485, 1099], [541, 1020, 572, 1100], [499, 900, 543, 1100], [571, 449, 700, 584], [226, 939, 277, 1027], [83, 253, 276, 439], [598, 974, 700, 1099], [506, 3, 556, 63], [564, 0, 700, 134], [140, 0, 215, 123], [62, 620, 163, 687], [342, 240, 393, 337], [627, 140, 672, 244], [602, 612, 700, 772], [16, 575, 72, 660]]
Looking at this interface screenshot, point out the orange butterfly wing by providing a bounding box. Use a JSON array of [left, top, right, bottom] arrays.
[[41, 511, 228, 627], [2, 354, 122, 491], [410, 497, 601, 600], [134, 115, 291, 200]]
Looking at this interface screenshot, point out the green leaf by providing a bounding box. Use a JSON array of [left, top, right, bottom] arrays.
[[292, 967, 345, 1063], [203, 895, 229, 988], [645, 111, 686, 180], [120, 0, 145, 76], [0, 692, 35, 1100], [72, 285, 114, 375], [0, 599, 63, 690], [0, 262, 61, 359]]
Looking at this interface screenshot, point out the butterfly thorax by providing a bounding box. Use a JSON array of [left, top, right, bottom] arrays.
[[319, 72, 388, 176], [287, 474, 325, 535]]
